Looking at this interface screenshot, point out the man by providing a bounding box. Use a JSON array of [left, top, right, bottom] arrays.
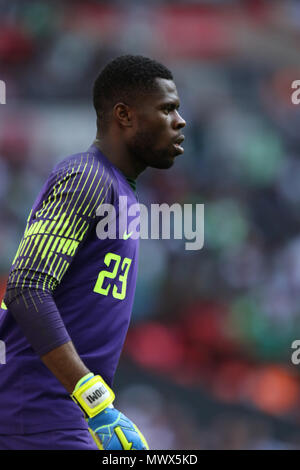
[[0, 55, 186, 450]]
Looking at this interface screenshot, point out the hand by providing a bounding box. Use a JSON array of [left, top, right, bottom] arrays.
[[88, 406, 149, 450], [71, 373, 149, 450]]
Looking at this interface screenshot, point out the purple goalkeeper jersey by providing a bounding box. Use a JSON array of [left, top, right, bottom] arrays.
[[0, 144, 140, 434]]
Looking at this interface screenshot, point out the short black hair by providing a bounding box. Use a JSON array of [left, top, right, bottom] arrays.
[[93, 54, 173, 132]]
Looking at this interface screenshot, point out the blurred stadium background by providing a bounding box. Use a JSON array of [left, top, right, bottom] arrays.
[[1, 0, 300, 450]]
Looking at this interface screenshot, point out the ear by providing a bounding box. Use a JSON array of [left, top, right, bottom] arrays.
[[113, 102, 133, 128]]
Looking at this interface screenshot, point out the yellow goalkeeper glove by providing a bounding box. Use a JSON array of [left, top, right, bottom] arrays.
[[71, 372, 149, 450]]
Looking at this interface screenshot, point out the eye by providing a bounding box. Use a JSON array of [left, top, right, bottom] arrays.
[[161, 102, 180, 116], [163, 104, 177, 115]]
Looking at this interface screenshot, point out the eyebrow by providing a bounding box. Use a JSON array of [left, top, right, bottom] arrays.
[[159, 100, 180, 110]]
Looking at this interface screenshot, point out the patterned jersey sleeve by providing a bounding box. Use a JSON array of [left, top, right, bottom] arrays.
[[6, 154, 113, 296]]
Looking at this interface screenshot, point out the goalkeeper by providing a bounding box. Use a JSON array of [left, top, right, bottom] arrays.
[[0, 55, 186, 450]]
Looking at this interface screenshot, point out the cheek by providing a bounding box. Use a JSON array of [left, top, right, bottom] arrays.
[[134, 113, 170, 148], [149, 118, 170, 145]]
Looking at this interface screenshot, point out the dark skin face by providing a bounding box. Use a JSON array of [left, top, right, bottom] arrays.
[[94, 78, 186, 179]]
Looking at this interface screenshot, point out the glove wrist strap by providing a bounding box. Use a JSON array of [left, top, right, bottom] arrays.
[[71, 373, 115, 418]]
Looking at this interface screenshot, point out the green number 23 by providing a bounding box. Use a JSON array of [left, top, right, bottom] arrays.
[[93, 252, 132, 300]]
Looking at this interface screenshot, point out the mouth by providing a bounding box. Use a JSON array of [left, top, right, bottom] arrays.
[[172, 135, 185, 155]]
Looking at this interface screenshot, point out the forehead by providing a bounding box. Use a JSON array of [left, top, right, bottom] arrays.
[[151, 78, 179, 102], [133, 78, 180, 114]]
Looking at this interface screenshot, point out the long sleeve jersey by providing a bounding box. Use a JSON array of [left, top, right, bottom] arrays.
[[0, 144, 140, 434]]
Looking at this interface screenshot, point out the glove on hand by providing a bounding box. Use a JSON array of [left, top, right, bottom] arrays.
[[71, 373, 149, 450]]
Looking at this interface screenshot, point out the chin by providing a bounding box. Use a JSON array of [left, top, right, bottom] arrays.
[[148, 151, 176, 170], [151, 159, 175, 170]]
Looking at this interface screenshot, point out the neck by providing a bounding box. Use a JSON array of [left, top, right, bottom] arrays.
[[93, 133, 146, 180]]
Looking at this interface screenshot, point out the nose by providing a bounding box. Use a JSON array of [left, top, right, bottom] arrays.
[[173, 110, 186, 129]]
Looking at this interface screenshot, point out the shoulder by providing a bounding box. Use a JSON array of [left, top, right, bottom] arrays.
[[53, 151, 112, 180], [50, 151, 116, 195], [29, 151, 117, 221]]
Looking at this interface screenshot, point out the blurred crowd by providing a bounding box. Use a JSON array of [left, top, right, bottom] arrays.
[[1, 0, 300, 449]]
